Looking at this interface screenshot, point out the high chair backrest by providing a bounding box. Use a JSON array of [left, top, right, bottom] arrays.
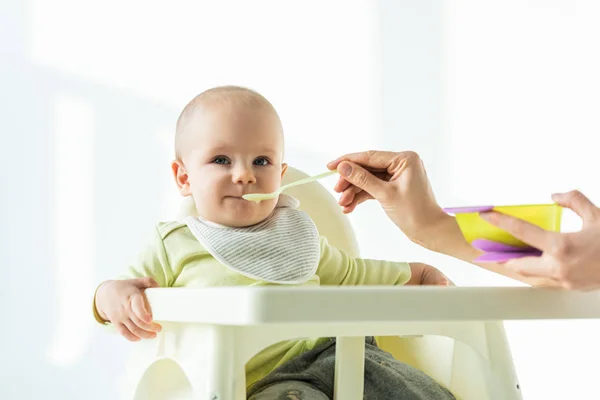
[[177, 166, 360, 258]]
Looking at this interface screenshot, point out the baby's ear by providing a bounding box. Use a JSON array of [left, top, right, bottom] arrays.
[[172, 160, 192, 196], [281, 163, 288, 180]]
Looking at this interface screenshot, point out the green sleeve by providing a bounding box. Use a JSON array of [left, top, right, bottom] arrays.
[[315, 236, 411, 286], [115, 224, 175, 287]]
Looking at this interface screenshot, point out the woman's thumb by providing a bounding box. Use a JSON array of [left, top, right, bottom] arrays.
[[552, 190, 600, 222], [337, 161, 386, 199]]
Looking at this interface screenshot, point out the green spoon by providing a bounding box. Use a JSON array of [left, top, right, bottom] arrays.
[[242, 170, 338, 203]]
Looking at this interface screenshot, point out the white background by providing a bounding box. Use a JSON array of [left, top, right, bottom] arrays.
[[1, 1, 599, 398]]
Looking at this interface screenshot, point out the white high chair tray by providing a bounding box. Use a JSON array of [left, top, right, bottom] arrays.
[[146, 286, 600, 325]]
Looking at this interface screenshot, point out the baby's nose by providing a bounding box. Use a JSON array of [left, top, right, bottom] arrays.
[[232, 167, 256, 185]]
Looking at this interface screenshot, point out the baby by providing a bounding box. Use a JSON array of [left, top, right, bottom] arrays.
[[93, 86, 455, 399]]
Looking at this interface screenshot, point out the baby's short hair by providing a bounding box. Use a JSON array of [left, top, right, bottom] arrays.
[[174, 85, 281, 160]]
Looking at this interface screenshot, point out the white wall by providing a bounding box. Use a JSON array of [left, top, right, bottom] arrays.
[[1, 0, 599, 399]]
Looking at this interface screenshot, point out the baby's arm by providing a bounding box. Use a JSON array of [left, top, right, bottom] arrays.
[[315, 236, 412, 286], [94, 225, 175, 341]]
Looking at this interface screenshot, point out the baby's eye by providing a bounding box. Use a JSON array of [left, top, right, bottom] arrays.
[[212, 156, 231, 165], [253, 157, 270, 166]]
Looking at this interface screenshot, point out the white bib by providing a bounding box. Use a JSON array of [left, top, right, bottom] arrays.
[[184, 194, 320, 284]]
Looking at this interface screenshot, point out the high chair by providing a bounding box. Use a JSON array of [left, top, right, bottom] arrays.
[[120, 167, 600, 400]]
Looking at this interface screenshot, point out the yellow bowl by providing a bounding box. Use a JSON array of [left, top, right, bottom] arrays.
[[447, 204, 563, 247]]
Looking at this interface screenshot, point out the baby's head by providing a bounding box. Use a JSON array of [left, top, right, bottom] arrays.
[[172, 86, 287, 227]]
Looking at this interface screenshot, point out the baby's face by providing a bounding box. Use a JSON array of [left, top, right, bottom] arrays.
[[176, 105, 286, 227]]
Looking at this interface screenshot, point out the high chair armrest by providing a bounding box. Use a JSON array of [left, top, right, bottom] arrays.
[[145, 286, 600, 325]]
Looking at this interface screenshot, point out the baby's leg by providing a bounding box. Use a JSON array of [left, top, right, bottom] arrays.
[[363, 338, 456, 400], [246, 338, 337, 399], [248, 381, 329, 400], [247, 337, 454, 399]]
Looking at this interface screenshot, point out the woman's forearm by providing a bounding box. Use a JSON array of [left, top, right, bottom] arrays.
[[412, 214, 480, 262]]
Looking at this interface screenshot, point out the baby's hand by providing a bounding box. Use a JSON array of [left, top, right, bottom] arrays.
[[95, 277, 162, 341], [406, 263, 453, 286]]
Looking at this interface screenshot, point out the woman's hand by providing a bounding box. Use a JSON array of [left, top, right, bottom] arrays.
[[328, 150, 447, 245], [481, 190, 600, 290]]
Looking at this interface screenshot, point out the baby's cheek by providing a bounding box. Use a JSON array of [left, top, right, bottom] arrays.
[[265, 173, 283, 190], [194, 180, 217, 199]]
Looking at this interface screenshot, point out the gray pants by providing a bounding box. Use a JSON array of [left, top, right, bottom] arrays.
[[247, 337, 455, 400]]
